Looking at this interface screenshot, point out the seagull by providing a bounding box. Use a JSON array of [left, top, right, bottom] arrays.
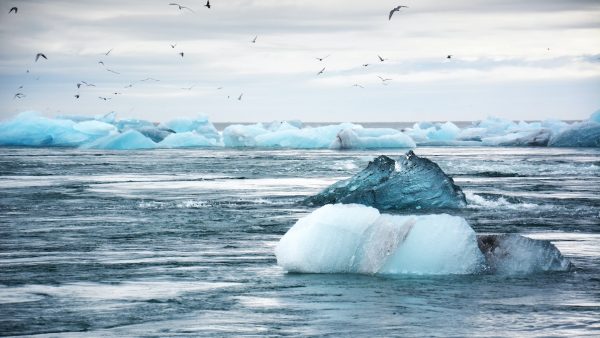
[[238, 93, 243, 100], [9, 7, 17, 14], [98, 61, 105, 66], [14, 93, 25, 99], [113, 92, 122, 95], [181, 85, 195, 90], [74, 94, 80, 99], [205, 0, 211, 9], [447, 55, 452, 59], [389, 5, 408, 20], [378, 55, 386, 62], [352, 84, 364, 88], [216, 87, 223, 90], [362, 63, 369, 67], [106, 68, 120, 74], [179, 52, 184, 58], [140, 77, 160, 82], [17, 85, 23, 89], [169, 3, 195, 12], [35, 53, 47, 62], [317, 67, 325, 75], [81, 81, 96, 87], [377, 76, 392, 82], [316, 55, 330, 61], [170, 43, 177, 48], [251, 36, 257, 43], [105, 48, 113, 56], [77, 83, 82, 88], [98, 96, 111, 101]]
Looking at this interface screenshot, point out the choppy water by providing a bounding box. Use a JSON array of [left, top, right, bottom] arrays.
[[0, 147, 599, 337]]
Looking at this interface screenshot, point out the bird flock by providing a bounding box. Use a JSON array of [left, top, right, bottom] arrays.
[[8, 3, 453, 107]]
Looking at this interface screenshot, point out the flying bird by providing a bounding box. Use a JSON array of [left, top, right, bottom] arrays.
[[9, 7, 17, 14], [317, 67, 325, 75], [106, 68, 120, 74], [377, 76, 392, 82], [316, 55, 330, 61], [378, 55, 386, 62], [105, 48, 113, 56], [181, 85, 195, 90], [170, 43, 177, 48], [17, 85, 23, 90], [14, 93, 25, 99], [216, 87, 223, 90], [205, 0, 211, 9], [81, 81, 96, 87], [251, 36, 257, 43], [98, 61, 105, 66], [447, 55, 452, 59], [362, 63, 369, 67], [113, 92, 122, 95], [169, 3, 195, 12], [352, 84, 364, 88], [35, 53, 47, 62], [140, 77, 160, 82], [389, 5, 408, 20], [238, 93, 243, 101], [179, 52, 184, 58], [98, 96, 111, 101], [74, 94, 80, 99]]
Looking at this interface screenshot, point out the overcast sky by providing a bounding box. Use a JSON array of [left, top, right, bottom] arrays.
[[0, 0, 599, 122]]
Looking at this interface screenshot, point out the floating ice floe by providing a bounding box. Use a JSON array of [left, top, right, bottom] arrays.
[[1, 110, 599, 149], [275, 204, 572, 275], [306, 151, 466, 210]]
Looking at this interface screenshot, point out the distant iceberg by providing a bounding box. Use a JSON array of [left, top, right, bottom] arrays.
[[275, 204, 572, 275], [306, 151, 466, 210], [1, 110, 599, 149]]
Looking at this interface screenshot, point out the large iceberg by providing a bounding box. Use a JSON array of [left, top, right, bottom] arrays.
[[548, 120, 600, 147], [275, 204, 484, 274], [306, 151, 466, 210], [275, 204, 572, 275]]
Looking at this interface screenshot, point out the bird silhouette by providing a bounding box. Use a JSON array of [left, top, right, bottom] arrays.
[[35, 53, 47, 62], [105, 48, 113, 56], [98, 96, 111, 101], [377, 76, 392, 82], [74, 94, 80, 99], [389, 5, 408, 20], [447, 55, 452, 59], [169, 3, 195, 12], [238, 93, 243, 100], [316, 55, 330, 61], [378, 55, 386, 62], [81, 81, 96, 87], [14, 93, 25, 99], [317, 67, 325, 75], [251, 36, 257, 43], [352, 84, 364, 88], [106, 68, 120, 74], [98, 61, 105, 66], [362, 63, 369, 67], [170, 43, 177, 48], [179, 52, 184, 58], [9, 7, 17, 14], [181, 85, 195, 90], [205, 0, 210, 9]]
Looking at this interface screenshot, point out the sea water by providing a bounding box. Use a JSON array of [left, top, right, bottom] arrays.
[[0, 147, 599, 336]]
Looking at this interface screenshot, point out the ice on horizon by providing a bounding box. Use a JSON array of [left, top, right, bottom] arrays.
[[0, 110, 599, 149]]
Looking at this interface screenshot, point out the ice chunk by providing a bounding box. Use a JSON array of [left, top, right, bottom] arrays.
[[160, 115, 220, 142], [135, 126, 175, 143], [548, 120, 600, 147], [306, 151, 466, 210], [591, 109, 600, 123], [482, 129, 552, 146], [275, 204, 485, 274], [330, 128, 415, 149], [222, 123, 270, 147], [158, 131, 218, 148], [0, 111, 89, 146], [73, 120, 117, 136], [477, 234, 571, 274], [83, 130, 156, 150]]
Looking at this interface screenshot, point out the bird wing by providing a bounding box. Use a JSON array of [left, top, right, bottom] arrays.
[[9, 7, 17, 13], [389, 8, 398, 20], [378, 55, 384, 61], [105, 48, 113, 56]]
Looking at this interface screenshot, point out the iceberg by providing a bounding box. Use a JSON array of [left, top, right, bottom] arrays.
[[158, 131, 218, 148], [477, 234, 572, 274], [306, 151, 466, 210], [330, 128, 415, 149], [275, 204, 485, 274], [548, 120, 600, 147], [275, 204, 572, 275], [159, 116, 220, 142], [83, 130, 156, 150]]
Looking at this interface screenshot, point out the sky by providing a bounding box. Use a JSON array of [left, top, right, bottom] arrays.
[[0, 0, 599, 123]]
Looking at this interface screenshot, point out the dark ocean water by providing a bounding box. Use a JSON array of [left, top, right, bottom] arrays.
[[0, 147, 599, 337]]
